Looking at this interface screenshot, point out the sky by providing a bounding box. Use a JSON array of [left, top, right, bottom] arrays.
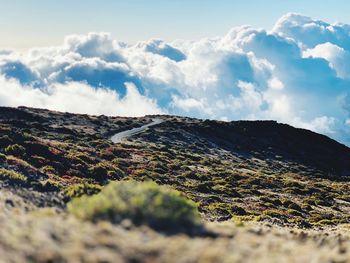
[[0, 1, 350, 146], [2, 0, 350, 50]]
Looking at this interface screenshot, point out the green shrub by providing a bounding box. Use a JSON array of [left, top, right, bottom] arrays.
[[0, 135, 12, 148], [68, 181, 201, 231], [288, 202, 302, 211], [88, 162, 124, 181], [288, 209, 303, 217], [315, 219, 345, 225], [40, 165, 57, 175], [259, 196, 282, 207], [4, 144, 26, 157], [263, 209, 285, 218], [66, 151, 92, 165], [231, 206, 247, 216], [64, 183, 102, 198], [0, 153, 6, 161], [39, 180, 62, 192], [0, 168, 27, 183]]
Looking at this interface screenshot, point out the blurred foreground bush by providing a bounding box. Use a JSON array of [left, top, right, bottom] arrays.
[[68, 181, 201, 231]]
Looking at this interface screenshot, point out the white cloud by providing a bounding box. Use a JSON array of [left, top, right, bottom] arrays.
[[171, 96, 205, 111], [307, 116, 337, 134], [135, 39, 186, 62], [268, 77, 284, 90], [273, 13, 350, 50], [0, 14, 350, 145], [0, 76, 161, 116], [303, 42, 350, 79], [63, 32, 124, 62]]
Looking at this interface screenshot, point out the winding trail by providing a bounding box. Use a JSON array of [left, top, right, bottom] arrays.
[[111, 118, 163, 143]]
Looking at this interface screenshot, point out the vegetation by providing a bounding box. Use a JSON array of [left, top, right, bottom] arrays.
[[4, 144, 26, 157], [68, 180, 201, 231], [1, 106, 350, 261], [0, 106, 349, 226], [88, 161, 125, 181], [64, 183, 102, 198], [0, 168, 27, 183]]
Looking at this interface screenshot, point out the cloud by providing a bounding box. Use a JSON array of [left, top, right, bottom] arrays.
[[0, 59, 40, 85], [273, 13, 350, 50], [52, 58, 142, 96], [0, 76, 161, 117], [63, 32, 124, 62], [303, 42, 350, 79], [0, 14, 350, 145], [135, 39, 186, 62]]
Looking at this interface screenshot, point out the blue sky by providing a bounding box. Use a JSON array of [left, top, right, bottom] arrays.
[[2, 0, 350, 50]]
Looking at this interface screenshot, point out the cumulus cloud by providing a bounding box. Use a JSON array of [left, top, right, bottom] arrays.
[[63, 32, 124, 62], [1, 14, 350, 145], [0, 58, 40, 85], [135, 39, 186, 62], [303, 42, 350, 79], [0, 76, 161, 116], [273, 13, 350, 50]]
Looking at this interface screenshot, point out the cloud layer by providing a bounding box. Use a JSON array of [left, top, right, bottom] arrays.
[[1, 14, 350, 145]]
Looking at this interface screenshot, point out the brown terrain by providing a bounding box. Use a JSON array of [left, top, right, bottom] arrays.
[[1, 106, 350, 262]]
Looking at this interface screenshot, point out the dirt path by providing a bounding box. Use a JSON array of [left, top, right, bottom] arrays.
[[111, 118, 163, 143]]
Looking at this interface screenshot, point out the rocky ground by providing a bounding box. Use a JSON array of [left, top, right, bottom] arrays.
[[1, 192, 350, 263], [1, 106, 350, 262]]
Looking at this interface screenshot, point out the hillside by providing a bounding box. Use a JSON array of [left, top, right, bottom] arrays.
[[1, 106, 350, 262]]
